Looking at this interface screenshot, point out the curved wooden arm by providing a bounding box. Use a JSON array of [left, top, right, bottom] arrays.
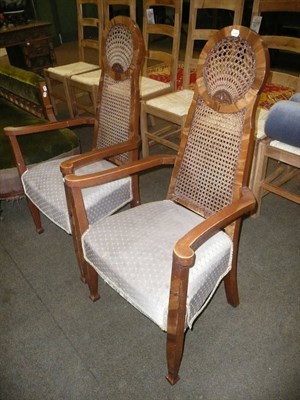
[[173, 187, 256, 267], [4, 116, 95, 137], [60, 139, 140, 175], [64, 154, 176, 189]]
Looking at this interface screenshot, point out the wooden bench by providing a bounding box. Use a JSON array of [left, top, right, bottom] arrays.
[[0, 63, 80, 200]]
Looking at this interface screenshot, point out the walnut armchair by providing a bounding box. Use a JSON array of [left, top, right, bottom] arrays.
[[64, 26, 269, 384], [5, 16, 145, 283]]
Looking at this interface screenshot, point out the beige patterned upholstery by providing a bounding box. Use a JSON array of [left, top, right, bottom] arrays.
[[83, 200, 232, 330], [64, 25, 269, 384], [22, 158, 131, 234]]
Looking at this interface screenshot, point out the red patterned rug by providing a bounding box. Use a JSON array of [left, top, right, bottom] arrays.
[[147, 63, 197, 91], [147, 64, 295, 109]]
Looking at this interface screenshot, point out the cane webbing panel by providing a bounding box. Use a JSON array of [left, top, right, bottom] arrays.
[[204, 36, 256, 104], [173, 34, 256, 216], [174, 99, 246, 216], [96, 22, 134, 164], [96, 75, 131, 164]]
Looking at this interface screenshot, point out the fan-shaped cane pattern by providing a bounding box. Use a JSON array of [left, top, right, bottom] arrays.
[[204, 37, 256, 104], [106, 23, 133, 73], [174, 99, 246, 215]]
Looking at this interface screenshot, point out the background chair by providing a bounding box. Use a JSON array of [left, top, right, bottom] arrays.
[[44, 0, 103, 117], [5, 16, 145, 283], [140, 0, 182, 100], [68, 0, 137, 116], [251, 95, 300, 216], [248, 0, 300, 211], [64, 25, 269, 384], [69, 0, 183, 117], [140, 0, 245, 157]]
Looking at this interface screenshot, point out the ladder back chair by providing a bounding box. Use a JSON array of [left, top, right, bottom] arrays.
[[44, 0, 103, 118], [5, 16, 145, 283], [141, 0, 245, 157], [249, 0, 300, 216], [64, 25, 269, 384], [68, 0, 137, 116], [140, 0, 182, 100]]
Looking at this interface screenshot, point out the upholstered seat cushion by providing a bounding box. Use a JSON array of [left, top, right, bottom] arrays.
[[265, 98, 300, 147], [82, 200, 233, 331], [22, 157, 132, 233]]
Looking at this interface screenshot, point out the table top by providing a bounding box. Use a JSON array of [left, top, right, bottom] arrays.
[[0, 20, 50, 34]]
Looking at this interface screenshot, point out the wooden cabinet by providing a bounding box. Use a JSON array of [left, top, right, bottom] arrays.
[[0, 21, 56, 76]]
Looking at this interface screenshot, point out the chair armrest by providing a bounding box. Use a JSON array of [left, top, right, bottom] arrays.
[[4, 116, 95, 137], [64, 154, 176, 188], [64, 154, 176, 236], [60, 139, 140, 175], [4, 117, 94, 176], [173, 187, 256, 267]]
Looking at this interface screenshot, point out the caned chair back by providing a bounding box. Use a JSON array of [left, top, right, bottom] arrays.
[[93, 16, 145, 164], [77, 0, 103, 66], [183, 0, 245, 89], [168, 25, 269, 218], [103, 0, 137, 23], [142, 0, 182, 91]]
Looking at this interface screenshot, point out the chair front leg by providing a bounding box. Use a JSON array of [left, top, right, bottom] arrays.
[[224, 219, 241, 307], [26, 197, 44, 234], [87, 262, 100, 302], [166, 258, 190, 385]]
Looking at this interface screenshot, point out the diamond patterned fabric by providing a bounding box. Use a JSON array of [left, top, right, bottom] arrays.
[[82, 200, 232, 331], [22, 157, 132, 234]]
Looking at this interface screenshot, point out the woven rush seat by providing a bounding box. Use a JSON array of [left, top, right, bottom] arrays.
[[143, 89, 194, 117], [70, 69, 102, 85], [47, 61, 99, 77], [139, 76, 171, 99]]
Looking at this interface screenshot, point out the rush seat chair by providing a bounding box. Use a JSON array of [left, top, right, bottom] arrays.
[[68, 0, 137, 116], [64, 25, 269, 383], [44, 0, 103, 117]]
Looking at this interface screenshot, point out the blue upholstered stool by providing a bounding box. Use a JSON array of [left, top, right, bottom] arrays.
[[251, 94, 300, 216], [265, 95, 300, 147]]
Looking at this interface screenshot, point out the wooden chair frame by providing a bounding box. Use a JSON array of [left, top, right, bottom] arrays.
[[5, 16, 145, 283], [64, 25, 269, 383]]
